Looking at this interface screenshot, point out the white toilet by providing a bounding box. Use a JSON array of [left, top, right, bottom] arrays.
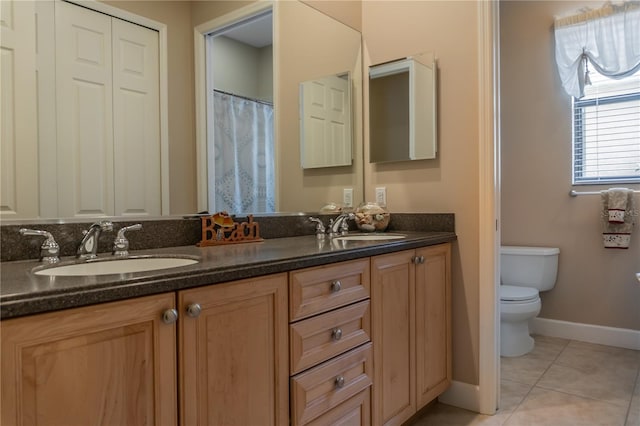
[[500, 246, 559, 357]]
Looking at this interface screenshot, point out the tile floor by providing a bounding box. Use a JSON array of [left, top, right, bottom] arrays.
[[411, 335, 640, 426]]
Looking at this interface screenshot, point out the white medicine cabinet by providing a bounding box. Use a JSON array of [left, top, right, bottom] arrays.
[[369, 56, 437, 163]]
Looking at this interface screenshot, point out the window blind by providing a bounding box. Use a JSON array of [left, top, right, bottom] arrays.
[[573, 67, 640, 184]]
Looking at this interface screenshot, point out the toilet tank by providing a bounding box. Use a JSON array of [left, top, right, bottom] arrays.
[[501, 246, 560, 291]]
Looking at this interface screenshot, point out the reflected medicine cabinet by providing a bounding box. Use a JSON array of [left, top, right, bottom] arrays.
[[369, 57, 437, 163]]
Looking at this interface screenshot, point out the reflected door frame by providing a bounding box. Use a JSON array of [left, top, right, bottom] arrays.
[[194, 2, 274, 214]]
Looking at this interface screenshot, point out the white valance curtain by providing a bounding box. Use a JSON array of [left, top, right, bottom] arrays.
[[554, 1, 640, 98]]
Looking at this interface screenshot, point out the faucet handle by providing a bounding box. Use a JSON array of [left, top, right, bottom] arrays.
[[19, 228, 60, 264], [308, 217, 326, 239], [113, 224, 142, 257]]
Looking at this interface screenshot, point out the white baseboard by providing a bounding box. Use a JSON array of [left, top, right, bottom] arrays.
[[438, 380, 480, 412], [530, 317, 640, 351]]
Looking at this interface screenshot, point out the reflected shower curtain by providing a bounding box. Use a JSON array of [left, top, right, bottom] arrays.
[[212, 91, 275, 213]]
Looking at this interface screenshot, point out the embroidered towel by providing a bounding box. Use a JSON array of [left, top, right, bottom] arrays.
[[601, 189, 635, 249], [607, 188, 630, 223]]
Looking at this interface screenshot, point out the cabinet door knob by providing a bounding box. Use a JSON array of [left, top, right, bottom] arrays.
[[419, 256, 425, 264], [186, 303, 202, 318], [331, 328, 343, 341], [334, 375, 345, 389], [162, 308, 178, 324], [330, 280, 342, 293]]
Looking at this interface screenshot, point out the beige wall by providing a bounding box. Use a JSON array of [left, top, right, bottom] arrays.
[[104, 1, 197, 215], [500, 1, 640, 330], [362, 1, 481, 385], [302, 0, 362, 32]]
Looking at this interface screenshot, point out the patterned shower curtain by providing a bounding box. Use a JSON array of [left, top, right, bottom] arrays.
[[212, 91, 275, 214]]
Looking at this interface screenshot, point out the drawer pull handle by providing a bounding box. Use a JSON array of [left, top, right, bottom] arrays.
[[331, 328, 343, 341], [334, 375, 345, 389], [186, 303, 202, 318], [162, 308, 178, 324], [330, 280, 342, 293]]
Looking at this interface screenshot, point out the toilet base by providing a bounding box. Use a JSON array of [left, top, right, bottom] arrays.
[[500, 320, 534, 357]]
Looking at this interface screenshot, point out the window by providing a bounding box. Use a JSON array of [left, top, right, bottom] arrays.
[[572, 67, 640, 184]]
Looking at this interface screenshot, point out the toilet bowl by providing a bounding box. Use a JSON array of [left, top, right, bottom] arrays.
[[500, 246, 559, 357], [500, 285, 541, 357]]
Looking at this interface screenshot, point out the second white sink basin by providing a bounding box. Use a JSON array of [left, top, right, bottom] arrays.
[[336, 234, 406, 241], [35, 256, 199, 277]]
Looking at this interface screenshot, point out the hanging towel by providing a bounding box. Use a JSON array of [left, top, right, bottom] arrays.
[[606, 188, 630, 223], [601, 189, 635, 249]]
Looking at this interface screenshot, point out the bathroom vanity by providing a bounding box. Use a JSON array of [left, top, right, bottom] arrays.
[[0, 226, 454, 425]]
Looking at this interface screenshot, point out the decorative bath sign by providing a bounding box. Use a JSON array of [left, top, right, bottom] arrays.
[[197, 212, 263, 246]]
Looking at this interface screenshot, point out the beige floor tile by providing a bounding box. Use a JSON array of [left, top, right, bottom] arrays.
[[537, 362, 636, 407], [500, 379, 533, 413], [556, 341, 640, 374], [492, 380, 534, 424], [530, 334, 571, 354], [500, 334, 570, 385], [537, 341, 639, 407], [504, 387, 628, 426], [409, 402, 503, 426], [626, 372, 640, 426], [412, 338, 638, 425]]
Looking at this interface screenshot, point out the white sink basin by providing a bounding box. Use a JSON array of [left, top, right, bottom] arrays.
[[35, 256, 199, 277], [335, 234, 406, 241]]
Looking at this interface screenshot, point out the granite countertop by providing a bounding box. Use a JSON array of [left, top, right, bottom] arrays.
[[0, 231, 456, 319]]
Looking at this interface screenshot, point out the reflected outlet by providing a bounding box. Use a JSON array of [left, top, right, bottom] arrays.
[[343, 188, 353, 207], [375, 187, 387, 207]]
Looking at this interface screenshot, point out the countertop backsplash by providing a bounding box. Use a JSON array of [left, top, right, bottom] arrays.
[[1, 213, 454, 262]]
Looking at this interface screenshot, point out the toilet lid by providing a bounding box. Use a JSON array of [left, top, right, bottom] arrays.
[[500, 285, 538, 302]]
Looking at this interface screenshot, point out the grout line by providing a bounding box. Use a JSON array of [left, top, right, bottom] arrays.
[[531, 337, 571, 387], [533, 384, 631, 407], [498, 337, 572, 425], [623, 365, 640, 426]]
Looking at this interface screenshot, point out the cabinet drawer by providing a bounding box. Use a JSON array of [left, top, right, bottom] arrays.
[[290, 300, 370, 374], [291, 343, 372, 426], [306, 388, 370, 426], [289, 258, 370, 321]]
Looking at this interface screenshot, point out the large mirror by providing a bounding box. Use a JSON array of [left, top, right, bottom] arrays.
[[0, 0, 363, 221]]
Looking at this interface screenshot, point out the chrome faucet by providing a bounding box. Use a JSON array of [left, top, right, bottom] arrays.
[[308, 217, 326, 239], [78, 221, 113, 259], [328, 213, 355, 238], [112, 224, 142, 257], [19, 228, 60, 264]]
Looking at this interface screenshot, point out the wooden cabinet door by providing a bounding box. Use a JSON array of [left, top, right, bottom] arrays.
[[179, 273, 289, 426], [415, 243, 452, 408], [371, 250, 416, 426], [1, 293, 177, 426]]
